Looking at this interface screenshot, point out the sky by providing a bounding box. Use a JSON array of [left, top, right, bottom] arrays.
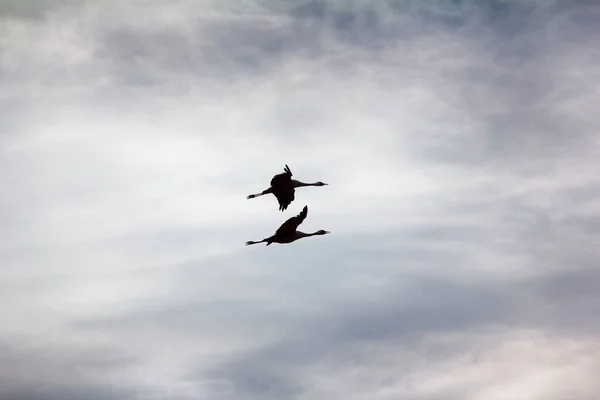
[[1, 0, 599, 399]]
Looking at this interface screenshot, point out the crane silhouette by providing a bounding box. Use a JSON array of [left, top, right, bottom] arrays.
[[246, 164, 327, 211], [245, 205, 330, 246]]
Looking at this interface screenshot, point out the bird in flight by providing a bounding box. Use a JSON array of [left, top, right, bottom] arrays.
[[245, 205, 330, 246], [246, 164, 328, 211]]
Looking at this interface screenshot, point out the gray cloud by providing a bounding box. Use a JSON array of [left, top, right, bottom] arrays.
[[198, 266, 600, 399], [0, 341, 137, 400]]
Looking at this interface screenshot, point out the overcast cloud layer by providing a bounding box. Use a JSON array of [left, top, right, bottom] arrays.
[[1, 0, 600, 399]]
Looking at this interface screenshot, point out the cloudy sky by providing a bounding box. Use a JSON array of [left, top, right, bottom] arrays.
[[1, 0, 600, 399]]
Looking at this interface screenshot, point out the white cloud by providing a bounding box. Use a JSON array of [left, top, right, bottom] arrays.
[[1, 0, 599, 399]]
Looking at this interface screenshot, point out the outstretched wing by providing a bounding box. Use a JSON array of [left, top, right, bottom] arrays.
[[273, 187, 295, 211], [270, 164, 293, 188], [275, 205, 308, 236]]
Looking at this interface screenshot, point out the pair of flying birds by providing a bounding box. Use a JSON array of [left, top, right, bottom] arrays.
[[245, 164, 330, 246]]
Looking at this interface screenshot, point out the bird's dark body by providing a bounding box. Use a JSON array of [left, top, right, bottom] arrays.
[[275, 205, 307, 236], [270, 165, 295, 211], [270, 165, 292, 188], [273, 188, 295, 211]]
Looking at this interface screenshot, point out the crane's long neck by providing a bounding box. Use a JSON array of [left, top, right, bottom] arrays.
[[292, 180, 319, 188], [295, 231, 320, 239]]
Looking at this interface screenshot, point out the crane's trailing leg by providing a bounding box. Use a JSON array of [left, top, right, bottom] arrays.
[[245, 237, 273, 246], [247, 187, 273, 199]]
